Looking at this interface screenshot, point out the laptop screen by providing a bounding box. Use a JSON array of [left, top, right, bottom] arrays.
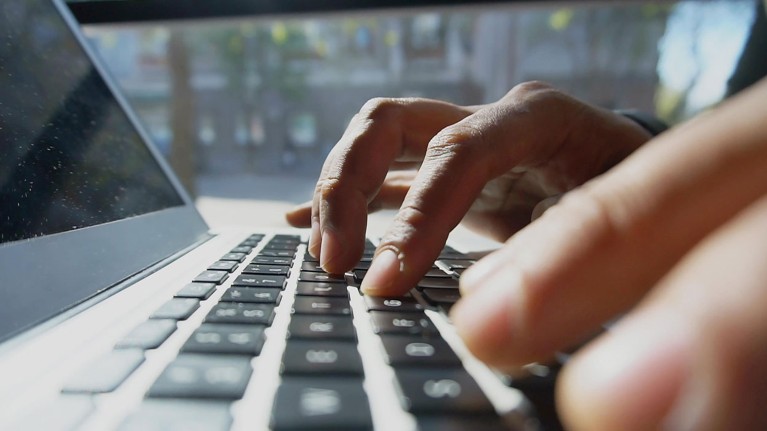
[[0, 0, 209, 343], [0, 1, 184, 245]]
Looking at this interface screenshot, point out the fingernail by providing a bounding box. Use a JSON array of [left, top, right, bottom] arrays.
[[361, 248, 402, 295], [459, 251, 505, 296], [320, 228, 341, 271], [308, 220, 321, 258]]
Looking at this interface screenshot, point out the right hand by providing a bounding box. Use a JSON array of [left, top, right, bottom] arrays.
[[285, 81, 652, 295]]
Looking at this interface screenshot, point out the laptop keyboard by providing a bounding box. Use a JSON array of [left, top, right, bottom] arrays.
[[45, 233, 542, 431]]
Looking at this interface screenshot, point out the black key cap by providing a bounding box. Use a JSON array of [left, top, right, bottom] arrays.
[[232, 274, 285, 289], [259, 250, 294, 258], [116, 319, 177, 349], [424, 268, 452, 278], [302, 252, 319, 263], [230, 246, 252, 254], [150, 298, 200, 320], [119, 400, 232, 431], [293, 297, 352, 316], [364, 296, 425, 313], [221, 287, 281, 304], [282, 341, 363, 375], [298, 271, 346, 283], [220, 252, 246, 262], [271, 378, 372, 430], [206, 303, 275, 325], [438, 259, 475, 270], [251, 256, 292, 265], [261, 242, 299, 251], [369, 311, 437, 336], [193, 270, 229, 285], [242, 264, 289, 276], [415, 416, 510, 431], [393, 368, 495, 414], [287, 315, 356, 340], [183, 323, 266, 356], [417, 277, 459, 290], [300, 261, 325, 272], [352, 269, 367, 284], [379, 335, 462, 367], [62, 350, 144, 393], [421, 288, 461, 305], [270, 234, 302, 242], [148, 354, 251, 400], [208, 261, 238, 272], [175, 282, 216, 300], [296, 282, 348, 297]]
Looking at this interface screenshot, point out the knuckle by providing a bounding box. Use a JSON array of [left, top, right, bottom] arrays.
[[359, 97, 403, 123], [427, 123, 487, 161], [315, 176, 343, 201]]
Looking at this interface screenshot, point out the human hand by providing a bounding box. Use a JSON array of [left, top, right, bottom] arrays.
[[451, 78, 767, 430], [285, 81, 651, 295]]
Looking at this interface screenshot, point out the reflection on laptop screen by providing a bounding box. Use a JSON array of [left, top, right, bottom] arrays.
[[0, 0, 184, 245]]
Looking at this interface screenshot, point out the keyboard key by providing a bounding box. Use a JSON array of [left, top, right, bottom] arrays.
[[271, 377, 372, 430], [116, 319, 177, 349], [300, 261, 325, 272], [298, 271, 347, 283], [62, 350, 144, 393], [119, 400, 232, 431], [251, 256, 292, 265], [230, 246, 252, 254], [151, 298, 200, 320], [288, 315, 356, 340], [437, 259, 475, 270], [148, 354, 252, 400], [417, 277, 459, 290], [183, 323, 266, 356], [232, 274, 286, 289], [369, 311, 438, 336], [293, 297, 352, 316], [193, 270, 229, 285], [259, 250, 295, 258], [379, 335, 462, 368], [421, 288, 461, 305], [363, 296, 425, 313], [296, 282, 348, 297], [175, 282, 216, 300], [220, 252, 247, 262], [281, 341, 363, 375], [208, 260, 238, 272], [261, 242, 300, 251], [270, 234, 302, 242], [415, 415, 510, 431], [206, 303, 275, 325], [221, 287, 281, 304], [393, 368, 495, 414], [242, 264, 290, 276]]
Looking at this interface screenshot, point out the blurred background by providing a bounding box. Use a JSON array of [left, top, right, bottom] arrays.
[[81, 0, 755, 214]]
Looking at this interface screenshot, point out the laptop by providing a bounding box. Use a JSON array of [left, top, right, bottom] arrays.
[[0, 0, 545, 429]]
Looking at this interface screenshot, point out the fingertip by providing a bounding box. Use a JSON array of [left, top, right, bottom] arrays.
[[557, 315, 690, 431], [285, 201, 312, 228], [360, 247, 402, 295]]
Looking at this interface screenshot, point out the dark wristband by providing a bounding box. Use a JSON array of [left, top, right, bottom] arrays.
[[614, 109, 669, 136]]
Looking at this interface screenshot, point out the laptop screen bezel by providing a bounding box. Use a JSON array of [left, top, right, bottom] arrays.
[[0, 0, 210, 343]]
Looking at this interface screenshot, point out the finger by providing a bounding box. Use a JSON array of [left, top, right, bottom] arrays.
[[361, 81, 636, 296], [451, 78, 767, 367], [559, 193, 767, 431], [312, 98, 475, 272], [285, 201, 312, 228], [287, 171, 417, 230]]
